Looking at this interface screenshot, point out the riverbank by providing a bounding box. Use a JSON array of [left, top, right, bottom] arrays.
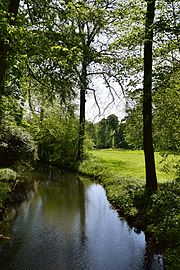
[[0, 166, 38, 223], [79, 149, 180, 270], [0, 168, 17, 219]]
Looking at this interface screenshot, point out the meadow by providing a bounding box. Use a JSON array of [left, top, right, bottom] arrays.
[[89, 149, 176, 182]]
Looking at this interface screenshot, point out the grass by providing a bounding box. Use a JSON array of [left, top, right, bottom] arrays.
[[79, 149, 180, 270], [89, 149, 176, 182]]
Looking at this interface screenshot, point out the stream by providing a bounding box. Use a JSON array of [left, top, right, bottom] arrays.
[[0, 169, 163, 270]]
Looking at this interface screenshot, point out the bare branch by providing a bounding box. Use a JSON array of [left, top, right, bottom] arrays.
[[110, 74, 127, 99], [87, 87, 101, 115]]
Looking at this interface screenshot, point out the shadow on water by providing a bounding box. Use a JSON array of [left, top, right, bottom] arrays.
[[0, 167, 163, 270]]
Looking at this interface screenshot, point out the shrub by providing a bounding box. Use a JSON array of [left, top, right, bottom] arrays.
[[0, 168, 17, 208], [35, 110, 79, 170], [0, 168, 17, 182], [0, 122, 37, 166]]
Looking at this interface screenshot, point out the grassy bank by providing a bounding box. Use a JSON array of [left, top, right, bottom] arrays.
[[79, 149, 180, 270]]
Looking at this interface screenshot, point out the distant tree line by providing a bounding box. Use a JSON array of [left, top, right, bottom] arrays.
[[86, 114, 128, 149]]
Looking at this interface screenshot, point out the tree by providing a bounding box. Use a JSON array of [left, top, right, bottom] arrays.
[[30, 101, 79, 170], [153, 67, 180, 154], [0, 0, 20, 93], [86, 121, 97, 147], [114, 121, 128, 149], [124, 105, 143, 149], [18, 0, 120, 161], [97, 118, 110, 148], [107, 114, 119, 148], [143, 0, 157, 191], [0, 0, 20, 121], [67, 0, 119, 160]]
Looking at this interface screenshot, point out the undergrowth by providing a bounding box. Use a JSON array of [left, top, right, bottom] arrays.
[[0, 168, 17, 208]]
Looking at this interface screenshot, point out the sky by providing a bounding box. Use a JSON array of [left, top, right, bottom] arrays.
[[85, 78, 127, 123]]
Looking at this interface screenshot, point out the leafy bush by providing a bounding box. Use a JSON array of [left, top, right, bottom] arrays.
[[0, 168, 17, 208], [0, 121, 37, 166], [34, 109, 79, 170], [0, 168, 17, 182], [0, 182, 12, 208], [146, 179, 180, 240]]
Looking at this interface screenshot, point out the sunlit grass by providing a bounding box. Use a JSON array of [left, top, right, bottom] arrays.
[[89, 149, 177, 182]]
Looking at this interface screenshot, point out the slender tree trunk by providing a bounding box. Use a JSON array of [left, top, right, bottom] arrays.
[[143, 0, 157, 191], [77, 61, 87, 161]]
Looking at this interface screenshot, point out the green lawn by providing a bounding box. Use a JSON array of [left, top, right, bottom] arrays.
[[89, 149, 176, 182]]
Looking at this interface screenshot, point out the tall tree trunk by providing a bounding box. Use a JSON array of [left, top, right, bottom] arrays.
[[143, 0, 157, 191], [0, 0, 20, 94], [77, 61, 87, 161], [0, 0, 20, 122]]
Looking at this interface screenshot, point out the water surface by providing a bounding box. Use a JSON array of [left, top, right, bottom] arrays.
[[0, 170, 151, 270]]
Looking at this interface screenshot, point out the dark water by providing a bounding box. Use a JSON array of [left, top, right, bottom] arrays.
[[0, 170, 162, 270]]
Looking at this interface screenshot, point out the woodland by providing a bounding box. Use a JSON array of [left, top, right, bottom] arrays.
[[0, 0, 180, 269]]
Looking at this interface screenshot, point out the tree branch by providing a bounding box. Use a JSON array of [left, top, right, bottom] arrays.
[[87, 87, 101, 115]]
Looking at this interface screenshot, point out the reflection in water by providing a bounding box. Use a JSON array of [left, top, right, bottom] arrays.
[[0, 170, 161, 270]]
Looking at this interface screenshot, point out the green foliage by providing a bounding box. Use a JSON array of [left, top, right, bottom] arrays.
[[79, 155, 109, 180], [134, 178, 180, 270], [0, 168, 16, 182], [0, 120, 37, 166], [87, 114, 129, 149], [153, 68, 180, 154], [114, 121, 129, 149], [164, 247, 180, 270], [0, 182, 11, 208], [0, 95, 25, 125], [33, 106, 79, 170], [107, 114, 119, 130], [97, 118, 112, 148], [124, 66, 180, 157], [0, 168, 17, 208], [85, 121, 98, 148], [124, 104, 143, 149], [146, 179, 180, 237]]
